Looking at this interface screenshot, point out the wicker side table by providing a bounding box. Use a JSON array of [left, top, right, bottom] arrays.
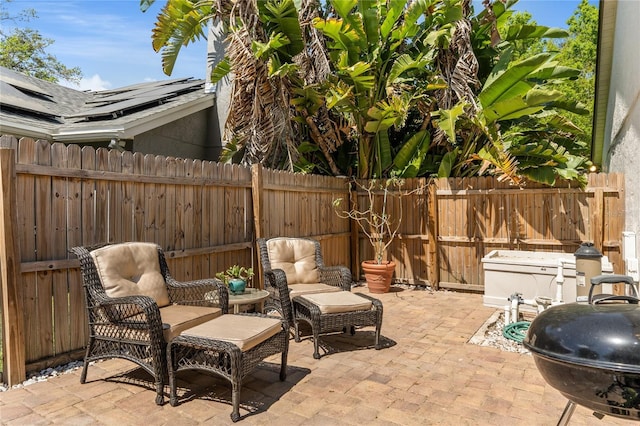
[[167, 314, 289, 422], [292, 292, 383, 359]]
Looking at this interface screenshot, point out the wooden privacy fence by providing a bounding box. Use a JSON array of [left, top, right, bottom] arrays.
[[0, 135, 626, 385], [434, 174, 625, 292], [0, 137, 255, 385]]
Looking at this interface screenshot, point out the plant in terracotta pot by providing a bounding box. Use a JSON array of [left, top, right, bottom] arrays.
[[216, 265, 254, 295], [333, 176, 406, 293]]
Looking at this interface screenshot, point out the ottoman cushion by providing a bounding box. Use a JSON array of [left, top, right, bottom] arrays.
[[181, 315, 282, 351], [300, 291, 373, 314], [160, 305, 222, 342], [288, 283, 341, 299]]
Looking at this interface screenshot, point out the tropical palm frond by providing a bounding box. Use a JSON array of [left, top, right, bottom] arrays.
[[152, 0, 214, 75]]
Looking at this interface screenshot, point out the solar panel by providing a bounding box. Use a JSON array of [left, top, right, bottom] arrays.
[[68, 80, 204, 119], [85, 80, 202, 104], [0, 70, 53, 98], [0, 80, 58, 118]]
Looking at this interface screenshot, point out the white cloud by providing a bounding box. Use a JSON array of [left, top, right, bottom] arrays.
[[59, 74, 111, 91], [79, 74, 112, 91]]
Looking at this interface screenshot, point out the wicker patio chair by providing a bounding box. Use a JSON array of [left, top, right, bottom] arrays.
[[256, 237, 352, 327], [70, 242, 229, 405]]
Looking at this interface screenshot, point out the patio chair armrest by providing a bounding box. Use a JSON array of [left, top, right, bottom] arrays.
[[264, 269, 294, 325], [166, 277, 229, 313], [319, 265, 352, 290], [263, 269, 290, 297], [92, 294, 164, 336]]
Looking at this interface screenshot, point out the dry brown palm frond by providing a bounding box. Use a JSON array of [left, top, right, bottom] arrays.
[[433, 0, 480, 147], [296, 0, 331, 84], [218, 0, 301, 170], [287, 0, 345, 173]]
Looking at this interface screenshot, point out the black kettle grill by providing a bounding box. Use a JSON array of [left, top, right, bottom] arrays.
[[523, 274, 640, 424]]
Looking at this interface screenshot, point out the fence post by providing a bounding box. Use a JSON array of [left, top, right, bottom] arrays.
[[0, 148, 26, 385], [251, 164, 264, 288], [348, 179, 361, 281], [251, 164, 264, 239], [427, 179, 440, 290]]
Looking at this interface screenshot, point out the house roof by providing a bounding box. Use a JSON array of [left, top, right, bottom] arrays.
[[0, 66, 215, 142]]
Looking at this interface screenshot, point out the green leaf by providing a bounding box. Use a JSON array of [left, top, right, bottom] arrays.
[[438, 150, 459, 178], [343, 61, 375, 91], [365, 98, 408, 133], [521, 166, 557, 186], [483, 46, 514, 89], [380, 0, 405, 38], [528, 63, 581, 81], [360, 0, 379, 46], [504, 24, 569, 42], [331, 0, 358, 20], [436, 102, 467, 143], [387, 54, 430, 84], [210, 58, 231, 84], [546, 99, 590, 115], [151, 0, 212, 75], [392, 130, 431, 178], [479, 53, 552, 107], [313, 17, 360, 52], [269, 61, 299, 77], [259, 0, 304, 59]]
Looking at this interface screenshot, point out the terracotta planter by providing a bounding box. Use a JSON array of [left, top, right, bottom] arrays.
[[361, 260, 396, 293]]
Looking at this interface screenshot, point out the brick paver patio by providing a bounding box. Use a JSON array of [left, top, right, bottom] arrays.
[[0, 287, 632, 425]]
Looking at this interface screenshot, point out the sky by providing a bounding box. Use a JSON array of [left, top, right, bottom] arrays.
[[2, 0, 598, 92]]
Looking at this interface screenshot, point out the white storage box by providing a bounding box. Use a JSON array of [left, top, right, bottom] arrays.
[[482, 250, 613, 309]]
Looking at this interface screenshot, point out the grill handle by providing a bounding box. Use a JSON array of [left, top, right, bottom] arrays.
[[589, 274, 639, 304]]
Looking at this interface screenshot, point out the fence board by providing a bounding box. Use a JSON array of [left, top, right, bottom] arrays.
[[51, 144, 70, 355], [34, 141, 53, 361], [15, 140, 38, 365], [66, 144, 86, 350]]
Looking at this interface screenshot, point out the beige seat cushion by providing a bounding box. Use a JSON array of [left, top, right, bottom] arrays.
[[288, 283, 341, 299], [182, 315, 283, 351], [299, 292, 373, 314], [160, 305, 222, 342], [91, 242, 170, 307], [266, 238, 319, 284]]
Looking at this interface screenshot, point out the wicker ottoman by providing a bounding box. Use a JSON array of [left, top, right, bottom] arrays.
[[292, 291, 383, 359], [167, 314, 289, 422]]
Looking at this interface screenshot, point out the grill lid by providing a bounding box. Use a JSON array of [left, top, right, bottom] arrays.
[[524, 302, 640, 374]]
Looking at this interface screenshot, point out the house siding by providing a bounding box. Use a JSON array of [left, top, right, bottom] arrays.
[[603, 0, 640, 265], [133, 106, 222, 161]]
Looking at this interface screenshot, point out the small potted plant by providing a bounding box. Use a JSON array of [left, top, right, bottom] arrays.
[[333, 176, 406, 293], [216, 265, 254, 295]]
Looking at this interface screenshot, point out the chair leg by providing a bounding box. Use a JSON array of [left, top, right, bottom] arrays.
[[231, 380, 241, 422], [80, 361, 89, 384], [155, 380, 164, 405], [168, 344, 179, 407], [294, 319, 302, 342], [375, 309, 383, 349], [280, 351, 287, 381], [312, 321, 321, 359], [80, 340, 93, 384]]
